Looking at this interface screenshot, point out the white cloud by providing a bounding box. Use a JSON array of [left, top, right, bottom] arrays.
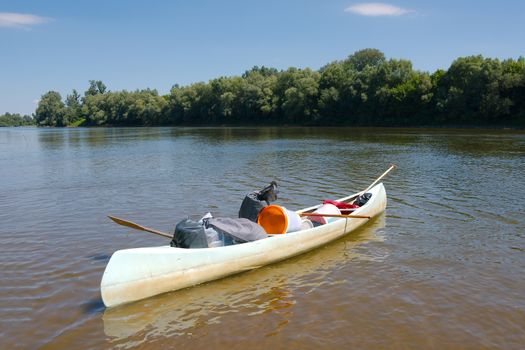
[[345, 3, 413, 16], [0, 12, 51, 29], [32, 99, 40, 104]]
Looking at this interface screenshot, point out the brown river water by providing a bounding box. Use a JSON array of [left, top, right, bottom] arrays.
[[1, 127, 524, 349]]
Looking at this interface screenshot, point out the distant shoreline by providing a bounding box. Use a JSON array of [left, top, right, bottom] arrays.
[[7, 49, 525, 129], [2, 124, 524, 131]]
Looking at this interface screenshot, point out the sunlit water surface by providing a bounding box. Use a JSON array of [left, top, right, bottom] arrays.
[[0, 127, 524, 349]]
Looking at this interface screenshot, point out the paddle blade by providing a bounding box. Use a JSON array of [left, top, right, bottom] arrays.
[[108, 215, 143, 231], [108, 215, 173, 239]]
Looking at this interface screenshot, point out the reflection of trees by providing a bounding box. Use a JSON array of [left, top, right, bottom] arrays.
[[36, 129, 67, 150], [102, 215, 386, 346], [170, 126, 423, 146], [36, 126, 524, 159], [36, 127, 179, 149], [439, 132, 525, 157]]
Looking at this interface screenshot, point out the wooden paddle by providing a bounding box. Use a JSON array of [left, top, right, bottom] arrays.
[[299, 213, 370, 219], [108, 215, 172, 239], [360, 164, 396, 195]]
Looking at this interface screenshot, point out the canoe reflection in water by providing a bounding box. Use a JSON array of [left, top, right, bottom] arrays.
[[102, 214, 386, 344]]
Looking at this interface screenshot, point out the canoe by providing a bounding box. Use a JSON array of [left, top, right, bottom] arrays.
[[101, 182, 387, 308]]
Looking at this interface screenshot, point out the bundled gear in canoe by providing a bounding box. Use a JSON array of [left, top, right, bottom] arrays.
[[171, 216, 267, 248], [173, 181, 279, 248], [171, 181, 374, 248]]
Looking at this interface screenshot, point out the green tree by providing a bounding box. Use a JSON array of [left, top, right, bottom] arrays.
[[85, 80, 107, 97], [433, 55, 525, 125], [35, 91, 66, 126], [273, 68, 320, 123], [344, 48, 386, 72], [238, 70, 278, 123], [64, 89, 82, 125]]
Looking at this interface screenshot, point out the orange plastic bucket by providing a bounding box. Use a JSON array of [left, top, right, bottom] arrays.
[[257, 205, 301, 234]]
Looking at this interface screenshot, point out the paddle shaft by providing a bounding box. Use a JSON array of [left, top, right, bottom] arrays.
[[360, 164, 396, 195], [312, 164, 396, 216], [108, 215, 172, 239], [299, 213, 370, 219]]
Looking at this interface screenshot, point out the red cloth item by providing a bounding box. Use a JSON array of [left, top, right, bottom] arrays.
[[323, 200, 359, 209]]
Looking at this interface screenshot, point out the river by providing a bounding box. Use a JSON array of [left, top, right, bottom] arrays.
[[1, 127, 524, 349]]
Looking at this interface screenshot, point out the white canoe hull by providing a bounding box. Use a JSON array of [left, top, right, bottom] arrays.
[[101, 183, 387, 308]]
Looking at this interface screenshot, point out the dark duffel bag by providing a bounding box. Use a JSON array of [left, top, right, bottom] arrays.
[[171, 219, 208, 248], [355, 193, 372, 206], [238, 181, 278, 222], [238, 192, 267, 222]]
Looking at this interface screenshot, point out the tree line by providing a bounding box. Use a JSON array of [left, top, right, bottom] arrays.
[[32, 49, 525, 127], [0, 113, 35, 127]]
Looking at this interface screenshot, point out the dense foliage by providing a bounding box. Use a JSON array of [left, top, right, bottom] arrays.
[[33, 49, 525, 127], [0, 113, 35, 127]]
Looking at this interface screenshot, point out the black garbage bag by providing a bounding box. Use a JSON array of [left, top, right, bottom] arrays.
[[355, 193, 372, 206], [238, 192, 266, 222], [239, 181, 278, 222], [170, 219, 208, 248], [257, 181, 278, 203]]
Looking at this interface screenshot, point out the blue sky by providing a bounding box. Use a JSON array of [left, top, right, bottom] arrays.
[[1, 0, 524, 115]]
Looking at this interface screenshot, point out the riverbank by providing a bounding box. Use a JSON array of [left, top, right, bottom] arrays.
[[4, 123, 523, 131]]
